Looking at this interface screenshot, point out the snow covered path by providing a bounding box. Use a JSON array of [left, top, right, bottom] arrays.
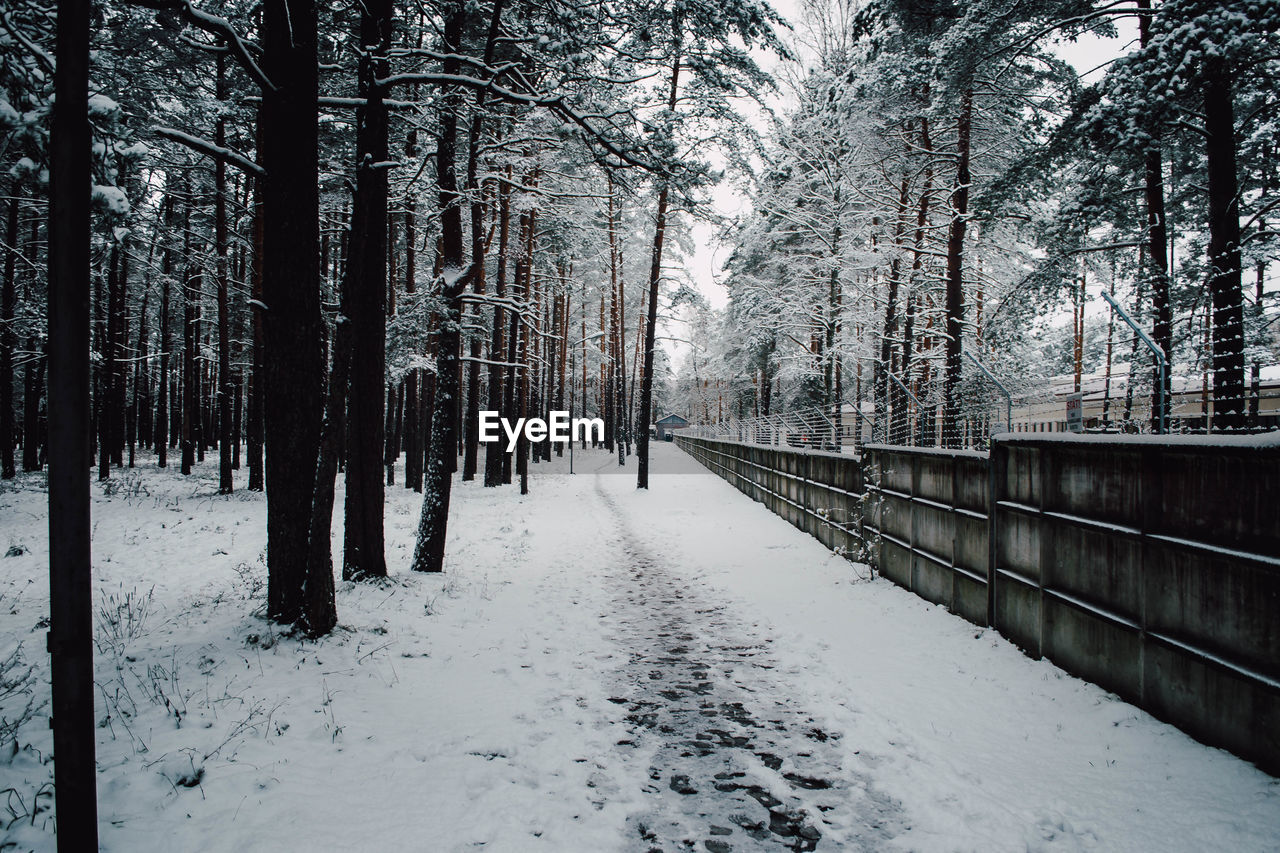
[[0, 443, 1277, 852], [595, 478, 902, 851]]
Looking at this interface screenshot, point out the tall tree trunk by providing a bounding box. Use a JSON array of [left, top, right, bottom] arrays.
[[262, 0, 328, 624], [22, 336, 42, 472], [342, 0, 393, 580], [246, 172, 264, 490], [110, 236, 127, 469], [412, 2, 468, 573], [941, 86, 972, 448], [155, 195, 173, 468], [483, 175, 511, 486], [1249, 249, 1264, 425], [0, 189, 16, 478], [216, 52, 233, 493], [1202, 56, 1245, 431], [130, 285, 148, 466], [461, 0, 503, 481], [47, 0, 100, 841], [181, 266, 198, 476], [402, 130, 423, 492], [517, 294, 530, 495], [637, 46, 682, 490], [303, 305, 350, 637], [1137, 0, 1172, 431], [883, 172, 909, 443], [385, 382, 398, 485]]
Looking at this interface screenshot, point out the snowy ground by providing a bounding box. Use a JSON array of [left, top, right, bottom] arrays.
[[0, 442, 1276, 852]]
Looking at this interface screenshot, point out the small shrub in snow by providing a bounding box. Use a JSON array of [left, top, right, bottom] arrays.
[[100, 470, 150, 501], [0, 644, 40, 746], [94, 585, 155, 655]]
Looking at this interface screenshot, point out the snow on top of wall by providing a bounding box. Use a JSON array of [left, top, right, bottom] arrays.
[[996, 430, 1280, 449]]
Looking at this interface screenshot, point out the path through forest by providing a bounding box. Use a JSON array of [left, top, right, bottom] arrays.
[[595, 473, 903, 851], [0, 443, 1277, 852]]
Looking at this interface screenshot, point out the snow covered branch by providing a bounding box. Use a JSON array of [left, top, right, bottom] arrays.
[[127, 0, 273, 92], [152, 126, 264, 177]]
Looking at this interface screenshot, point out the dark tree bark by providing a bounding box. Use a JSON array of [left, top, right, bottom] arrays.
[[412, 2, 468, 573], [215, 51, 233, 493], [130, 285, 149, 466], [517, 318, 529, 494], [1202, 57, 1246, 431], [941, 87, 972, 448], [94, 266, 106, 479], [246, 172, 264, 490], [905, 110, 933, 445], [637, 48, 682, 490], [385, 382, 398, 485], [1137, 0, 1172, 431], [232, 370, 242, 469], [22, 336, 43, 472], [108, 235, 126, 470], [154, 195, 173, 468], [880, 173, 909, 443], [607, 179, 626, 463], [47, 0, 100, 841], [0, 189, 16, 479], [262, 0, 329, 625], [460, 0, 505, 481], [181, 265, 198, 476], [342, 0, 393, 580], [483, 173, 510, 486]]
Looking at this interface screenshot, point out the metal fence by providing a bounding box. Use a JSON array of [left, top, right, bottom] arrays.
[[686, 375, 1280, 453]]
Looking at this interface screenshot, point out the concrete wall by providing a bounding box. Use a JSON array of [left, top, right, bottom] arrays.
[[862, 445, 991, 627], [676, 433, 1280, 774], [990, 436, 1280, 775], [673, 436, 863, 556]]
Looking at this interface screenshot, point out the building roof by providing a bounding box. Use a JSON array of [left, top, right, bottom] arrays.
[[656, 413, 690, 425]]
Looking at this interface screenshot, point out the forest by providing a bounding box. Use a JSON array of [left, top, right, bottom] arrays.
[[2, 0, 1277, 624], [1, 0, 1278, 847]]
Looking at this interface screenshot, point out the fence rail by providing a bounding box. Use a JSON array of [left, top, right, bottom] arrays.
[[684, 381, 1280, 453]]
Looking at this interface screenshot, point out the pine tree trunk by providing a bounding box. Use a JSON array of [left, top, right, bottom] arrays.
[[22, 336, 42, 472], [181, 267, 197, 476], [460, 1, 504, 479], [155, 196, 172, 468], [303, 310, 350, 637], [129, 286, 148, 466], [637, 48, 682, 490], [483, 176, 511, 486], [1137, 0, 1173, 431], [412, 2, 468, 573], [246, 172, 264, 490], [385, 382, 399, 485], [262, 0, 328, 623], [216, 52, 233, 494], [1202, 56, 1245, 431], [941, 87, 972, 448], [517, 301, 530, 495], [110, 234, 127, 469], [343, 0, 393, 580], [883, 173, 909, 443], [0, 190, 16, 479], [47, 0, 99, 837]]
